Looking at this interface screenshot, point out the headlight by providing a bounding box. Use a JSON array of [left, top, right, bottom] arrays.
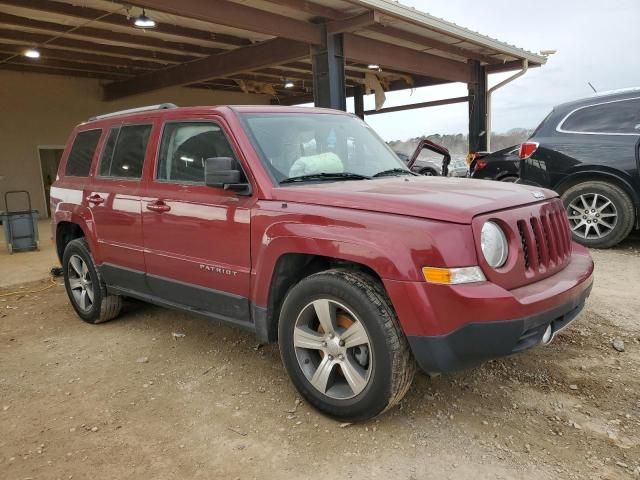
[[481, 221, 508, 268]]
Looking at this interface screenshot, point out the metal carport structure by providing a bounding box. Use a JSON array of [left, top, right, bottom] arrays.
[[0, 0, 547, 152]]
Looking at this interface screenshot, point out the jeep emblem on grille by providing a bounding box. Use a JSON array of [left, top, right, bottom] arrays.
[[532, 191, 545, 199]]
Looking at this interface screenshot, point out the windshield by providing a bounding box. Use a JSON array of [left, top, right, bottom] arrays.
[[239, 112, 410, 183]]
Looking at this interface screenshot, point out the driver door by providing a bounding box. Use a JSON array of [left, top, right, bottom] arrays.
[[141, 118, 254, 323]]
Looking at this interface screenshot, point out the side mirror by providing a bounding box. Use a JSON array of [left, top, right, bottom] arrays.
[[205, 157, 251, 195]]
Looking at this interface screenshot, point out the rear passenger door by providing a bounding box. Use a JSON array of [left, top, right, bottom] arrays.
[[141, 118, 253, 323], [89, 122, 154, 290]]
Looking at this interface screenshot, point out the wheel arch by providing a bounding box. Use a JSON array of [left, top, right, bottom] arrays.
[[55, 221, 87, 264], [256, 251, 387, 343], [554, 170, 639, 206]]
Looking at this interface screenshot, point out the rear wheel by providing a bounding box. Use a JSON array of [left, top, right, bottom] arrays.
[[562, 181, 635, 248], [499, 175, 518, 183], [62, 238, 122, 323], [278, 269, 415, 421], [420, 168, 438, 176]]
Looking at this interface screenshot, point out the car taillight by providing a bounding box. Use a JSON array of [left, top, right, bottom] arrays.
[[474, 159, 487, 171], [518, 142, 539, 160]]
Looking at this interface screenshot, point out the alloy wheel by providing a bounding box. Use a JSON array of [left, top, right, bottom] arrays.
[[67, 254, 95, 312], [567, 193, 618, 240], [293, 299, 372, 400]]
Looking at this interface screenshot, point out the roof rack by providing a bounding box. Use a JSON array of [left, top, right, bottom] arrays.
[[88, 103, 178, 121]]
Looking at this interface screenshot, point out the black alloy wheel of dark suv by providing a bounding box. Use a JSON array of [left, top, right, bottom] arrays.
[[518, 89, 640, 248]]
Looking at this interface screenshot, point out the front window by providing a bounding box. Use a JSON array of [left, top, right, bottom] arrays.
[[240, 113, 410, 184]]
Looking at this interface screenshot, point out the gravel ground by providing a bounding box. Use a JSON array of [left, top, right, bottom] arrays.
[[1, 237, 639, 480]]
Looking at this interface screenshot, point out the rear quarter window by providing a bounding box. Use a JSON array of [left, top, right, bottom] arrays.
[[64, 129, 102, 177], [558, 97, 640, 134], [97, 124, 152, 179]]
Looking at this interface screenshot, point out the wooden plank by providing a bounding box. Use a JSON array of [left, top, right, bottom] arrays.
[[0, 62, 127, 81], [3, 0, 251, 47], [0, 28, 193, 64], [103, 38, 311, 100], [343, 33, 471, 83], [364, 95, 469, 115], [4, 56, 146, 77], [326, 11, 380, 34], [367, 25, 499, 65], [0, 43, 162, 69], [126, 0, 322, 45], [0, 12, 220, 57], [258, 0, 498, 64]]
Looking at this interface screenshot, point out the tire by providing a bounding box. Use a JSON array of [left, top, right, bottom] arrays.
[[561, 181, 635, 249], [420, 168, 438, 176], [278, 269, 415, 421], [499, 175, 518, 183], [62, 238, 122, 323]]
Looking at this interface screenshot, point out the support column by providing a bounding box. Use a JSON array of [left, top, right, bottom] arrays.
[[311, 24, 346, 111], [467, 60, 487, 153], [353, 85, 365, 119]]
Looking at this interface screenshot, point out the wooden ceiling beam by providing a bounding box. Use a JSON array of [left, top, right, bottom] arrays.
[[367, 25, 499, 65], [343, 33, 471, 83], [1, 0, 251, 48], [326, 11, 380, 34], [0, 12, 220, 57], [0, 42, 163, 69], [2, 56, 146, 77], [0, 28, 193, 64], [103, 38, 311, 101], [0, 62, 126, 81], [259, 0, 498, 64], [126, 0, 322, 45]]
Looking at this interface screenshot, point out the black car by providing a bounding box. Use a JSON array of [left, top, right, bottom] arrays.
[[519, 89, 640, 248], [469, 145, 520, 182]]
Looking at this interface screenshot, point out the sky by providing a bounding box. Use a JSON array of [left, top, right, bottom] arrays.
[[349, 0, 640, 141]]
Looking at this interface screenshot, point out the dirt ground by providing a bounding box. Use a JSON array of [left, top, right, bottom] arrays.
[[1, 236, 639, 479]]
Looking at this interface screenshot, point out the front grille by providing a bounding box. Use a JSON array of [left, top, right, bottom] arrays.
[[517, 202, 572, 273], [474, 198, 573, 290]]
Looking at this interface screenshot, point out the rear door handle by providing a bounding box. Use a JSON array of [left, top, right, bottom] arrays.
[[146, 200, 171, 213], [86, 194, 104, 205]]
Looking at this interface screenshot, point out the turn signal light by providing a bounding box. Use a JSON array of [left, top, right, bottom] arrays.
[[422, 266, 486, 285], [518, 142, 539, 160]]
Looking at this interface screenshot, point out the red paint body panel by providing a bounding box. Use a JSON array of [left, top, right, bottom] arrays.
[[385, 244, 593, 336], [51, 105, 594, 348]]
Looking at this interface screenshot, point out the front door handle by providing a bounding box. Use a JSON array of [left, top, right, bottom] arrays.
[[86, 194, 104, 205], [146, 200, 171, 213]]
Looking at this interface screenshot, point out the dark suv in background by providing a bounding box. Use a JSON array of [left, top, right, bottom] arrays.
[[519, 89, 640, 248]]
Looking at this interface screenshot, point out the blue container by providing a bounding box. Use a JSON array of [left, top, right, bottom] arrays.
[[1, 190, 40, 254]]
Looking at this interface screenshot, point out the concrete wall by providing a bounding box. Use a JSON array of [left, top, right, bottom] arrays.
[[0, 70, 269, 215]]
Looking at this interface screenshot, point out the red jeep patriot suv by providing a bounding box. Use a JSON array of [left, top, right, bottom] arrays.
[[51, 104, 594, 421]]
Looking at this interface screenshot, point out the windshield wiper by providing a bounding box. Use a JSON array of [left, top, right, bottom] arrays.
[[280, 172, 371, 184], [372, 168, 415, 178]]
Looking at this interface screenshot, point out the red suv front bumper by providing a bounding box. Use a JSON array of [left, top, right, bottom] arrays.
[[384, 244, 594, 372]]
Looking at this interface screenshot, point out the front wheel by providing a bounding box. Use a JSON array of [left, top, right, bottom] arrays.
[[278, 269, 415, 421], [562, 181, 635, 248], [62, 238, 122, 323]]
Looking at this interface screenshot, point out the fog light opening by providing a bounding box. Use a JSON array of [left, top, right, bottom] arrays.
[[541, 324, 553, 345]]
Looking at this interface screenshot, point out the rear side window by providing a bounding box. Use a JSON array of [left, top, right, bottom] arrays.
[[559, 97, 640, 134], [98, 124, 152, 179], [65, 129, 102, 177], [157, 122, 236, 183]]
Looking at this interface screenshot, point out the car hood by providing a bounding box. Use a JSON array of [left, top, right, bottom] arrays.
[[271, 176, 556, 224]]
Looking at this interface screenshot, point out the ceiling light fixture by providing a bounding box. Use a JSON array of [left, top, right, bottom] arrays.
[[367, 64, 380, 70], [134, 9, 156, 29], [24, 48, 40, 59], [284, 80, 294, 88]]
